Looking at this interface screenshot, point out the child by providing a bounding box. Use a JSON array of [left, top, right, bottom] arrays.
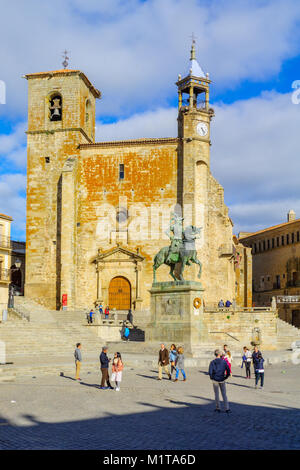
[[169, 344, 177, 379], [226, 351, 232, 377], [111, 352, 123, 391], [255, 353, 264, 389], [174, 346, 186, 382]]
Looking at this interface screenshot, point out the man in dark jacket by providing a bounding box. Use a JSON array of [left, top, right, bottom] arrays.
[[208, 349, 231, 413], [252, 346, 261, 373], [158, 344, 171, 380], [100, 346, 113, 390]]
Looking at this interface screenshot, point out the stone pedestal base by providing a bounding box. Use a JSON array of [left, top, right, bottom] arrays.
[[147, 281, 206, 354]]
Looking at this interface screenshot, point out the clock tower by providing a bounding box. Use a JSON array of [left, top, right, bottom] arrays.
[[177, 40, 214, 229]]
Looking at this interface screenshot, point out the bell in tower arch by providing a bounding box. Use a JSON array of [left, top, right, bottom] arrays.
[[50, 95, 62, 121]]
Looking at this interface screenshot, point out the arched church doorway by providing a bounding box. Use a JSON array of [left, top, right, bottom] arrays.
[[109, 276, 131, 310]]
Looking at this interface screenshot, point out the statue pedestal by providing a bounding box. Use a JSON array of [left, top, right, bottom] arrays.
[[147, 281, 206, 354]]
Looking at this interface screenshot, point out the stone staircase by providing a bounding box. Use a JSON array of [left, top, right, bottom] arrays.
[[276, 318, 300, 349], [1, 297, 300, 379]]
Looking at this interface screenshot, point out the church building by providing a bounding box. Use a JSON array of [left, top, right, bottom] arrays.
[[24, 43, 252, 312]]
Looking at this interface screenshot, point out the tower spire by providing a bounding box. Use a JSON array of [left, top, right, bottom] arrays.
[[190, 34, 196, 61]]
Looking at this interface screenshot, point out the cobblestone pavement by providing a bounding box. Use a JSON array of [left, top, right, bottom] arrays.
[[0, 362, 300, 450]]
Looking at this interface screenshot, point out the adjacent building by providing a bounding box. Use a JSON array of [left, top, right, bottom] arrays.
[[0, 213, 12, 306], [239, 210, 300, 327]]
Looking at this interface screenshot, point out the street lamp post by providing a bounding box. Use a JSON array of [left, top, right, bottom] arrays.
[[8, 259, 21, 309]]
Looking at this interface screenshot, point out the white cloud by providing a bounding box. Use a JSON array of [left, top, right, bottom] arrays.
[[0, 0, 300, 117], [96, 107, 177, 141]]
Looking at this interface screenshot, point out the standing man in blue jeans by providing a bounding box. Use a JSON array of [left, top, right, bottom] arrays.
[[208, 349, 231, 413]]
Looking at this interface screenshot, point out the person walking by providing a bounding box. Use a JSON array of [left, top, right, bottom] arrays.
[[88, 309, 94, 324], [242, 346, 252, 379], [158, 344, 171, 380], [208, 349, 231, 413], [169, 344, 177, 379], [100, 346, 113, 390], [127, 309, 134, 326], [111, 352, 124, 391], [254, 352, 265, 389], [252, 346, 261, 374], [104, 306, 110, 319], [224, 350, 232, 377], [174, 346, 186, 382], [218, 299, 225, 308], [74, 343, 82, 381]]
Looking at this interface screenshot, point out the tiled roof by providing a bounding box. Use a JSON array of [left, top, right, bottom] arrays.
[[24, 69, 101, 98], [0, 213, 13, 220], [79, 137, 179, 149], [239, 218, 300, 240]]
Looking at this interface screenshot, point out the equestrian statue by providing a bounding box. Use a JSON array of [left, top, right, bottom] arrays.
[[153, 212, 202, 282]]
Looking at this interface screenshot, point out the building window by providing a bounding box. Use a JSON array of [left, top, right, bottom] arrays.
[[258, 242, 261, 252], [297, 231, 300, 242], [287, 234, 290, 245], [263, 240, 266, 251], [119, 164, 124, 180], [276, 275, 281, 289], [277, 236, 280, 247], [45, 157, 50, 163], [272, 238, 275, 248], [267, 239, 270, 250], [281, 235, 284, 246], [292, 232, 295, 243]]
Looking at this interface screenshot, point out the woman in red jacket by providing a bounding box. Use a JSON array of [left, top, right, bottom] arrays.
[[104, 306, 110, 319]]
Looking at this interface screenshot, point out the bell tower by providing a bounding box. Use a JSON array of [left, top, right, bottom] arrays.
[[177, 41, 214, 227], [24, 69, 101, 309]]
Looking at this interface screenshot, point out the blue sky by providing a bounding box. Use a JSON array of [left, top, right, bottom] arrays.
[[1, 0, 300, 240]]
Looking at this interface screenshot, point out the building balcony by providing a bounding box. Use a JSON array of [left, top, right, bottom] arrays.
[[0, 235, 11, 250], [218, 243, 234, 257], [0, 268, 10, 283]]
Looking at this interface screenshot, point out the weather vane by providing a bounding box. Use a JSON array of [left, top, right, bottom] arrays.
[[62, 50, 70, 69], [190, 32, 197, 44]]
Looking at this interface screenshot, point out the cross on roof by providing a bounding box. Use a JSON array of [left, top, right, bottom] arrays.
[[190, 32, 197, 44], [62, 50, 70, 69]]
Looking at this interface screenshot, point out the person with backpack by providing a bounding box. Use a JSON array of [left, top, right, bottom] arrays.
[[173, 346, 186, 382], [111, 352, 124, 391], [254, 352, 265, 389], [208, 349, 231, 413]]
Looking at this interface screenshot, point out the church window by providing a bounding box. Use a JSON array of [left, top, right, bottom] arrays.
[[49, 94, 62, 121], [119, 164, 124, 180]]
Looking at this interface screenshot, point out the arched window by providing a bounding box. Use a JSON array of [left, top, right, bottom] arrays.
[[49, 93, 62, 121]]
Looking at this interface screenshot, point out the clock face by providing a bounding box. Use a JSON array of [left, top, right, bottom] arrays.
[[196, 122, 208, 137]]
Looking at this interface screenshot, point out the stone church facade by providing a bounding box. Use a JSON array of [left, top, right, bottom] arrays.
[[25, 44, 252, 312]]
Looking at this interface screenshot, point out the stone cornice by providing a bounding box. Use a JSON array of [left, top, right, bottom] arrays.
[[79, 137, 180, 149], [26, 127, 92, 143]]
